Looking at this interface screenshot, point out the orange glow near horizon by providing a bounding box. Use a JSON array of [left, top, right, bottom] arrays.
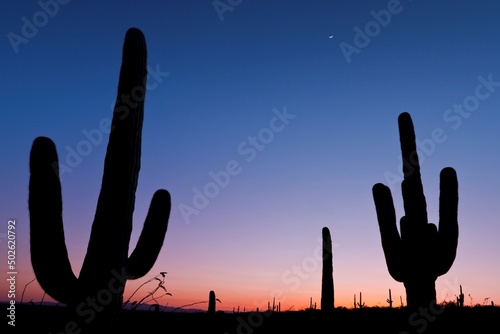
[[8, 262, 399, 311], [5, 220, 499, 314], [12, 281, 402, 312], [10, 267, 494, 313]]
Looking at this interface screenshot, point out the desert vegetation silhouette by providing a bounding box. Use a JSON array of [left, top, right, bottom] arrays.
[[28, 27, 171, 332], [372, 112, 459, 311]]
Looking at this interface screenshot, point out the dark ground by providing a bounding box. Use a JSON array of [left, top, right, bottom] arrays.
[[5, 303, 500, 334]]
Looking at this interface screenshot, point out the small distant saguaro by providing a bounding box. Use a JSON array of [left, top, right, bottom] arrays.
[[208, 290, 216, 314], [321, 227, 334, 311]]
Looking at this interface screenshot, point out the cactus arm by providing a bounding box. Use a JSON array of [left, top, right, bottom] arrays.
[[29, 137, 78, 304], [372, 183, 405, 282], [126, 189, 171, 279], [436, 167, 459, 276], [79, 28, 147, 287], [398, 112, 428, 226]]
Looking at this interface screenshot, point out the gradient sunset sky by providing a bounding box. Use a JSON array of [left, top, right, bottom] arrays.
[[1, 1, 499, 311]]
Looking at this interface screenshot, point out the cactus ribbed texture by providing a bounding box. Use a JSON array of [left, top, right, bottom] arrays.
[[372, 112, 459, 311], [29, 28, 171, 331], [321, 227, 334, 312]]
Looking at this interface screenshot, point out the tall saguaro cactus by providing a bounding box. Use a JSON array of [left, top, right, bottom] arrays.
[[372, 112, 459, 311], [29, 28, 171, 331], [321, 226, 334, 311]]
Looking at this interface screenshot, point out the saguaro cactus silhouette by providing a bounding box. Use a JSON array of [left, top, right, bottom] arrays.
[[208, 290, 216, 314], [29, 28, 171, 331], [372, 112, 459, 310], [387, 288, 393, 308], [457, 285, 464, 307], [321, 226, 334, 311], [356, 292, 365, 308]]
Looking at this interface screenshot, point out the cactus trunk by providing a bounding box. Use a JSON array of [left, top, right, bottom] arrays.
[[29, 28, 171, 332], [321, 227, 334, 312], [208, 290, 216, 314]]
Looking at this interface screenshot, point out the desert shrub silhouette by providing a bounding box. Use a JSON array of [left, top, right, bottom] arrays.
[[28, 27, 171, 332], [372, 112, 459, 311]]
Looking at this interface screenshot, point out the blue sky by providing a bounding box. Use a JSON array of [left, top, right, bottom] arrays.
[[1, 0, 499, 310]]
